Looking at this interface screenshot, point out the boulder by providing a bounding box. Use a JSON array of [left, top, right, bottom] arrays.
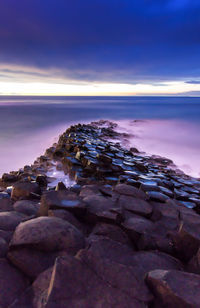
[[0, 237, 8, 257], [146, 269, 200, 308], [0, 258, 29, 307], [10, 216, 85, 254], [11, 182, 40, 200], [187, 248, 200, 275]]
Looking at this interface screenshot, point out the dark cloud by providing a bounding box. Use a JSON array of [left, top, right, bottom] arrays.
[[0, 0, 199, 82]]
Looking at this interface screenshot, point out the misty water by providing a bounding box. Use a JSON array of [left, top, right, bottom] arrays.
[[0, 96, 199, 177]]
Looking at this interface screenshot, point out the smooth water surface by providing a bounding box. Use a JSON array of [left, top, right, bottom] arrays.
[[0, 96, 199, 177]]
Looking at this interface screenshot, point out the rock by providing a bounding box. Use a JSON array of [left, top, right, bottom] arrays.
[[0, 237, 8, 257], [2, 173, 18, 182], [10, 216, 85, 254], [0, 258, 29, 307], [48, 209, 86, 233], [137, 222, 174, 254], [86, 237, 135, 264], [122, 215, 154, 243], [40, 190, 85, 216], [150, 201, 179, 230], [146, 191, 169, 203], [146, 269, 200, 308], [11, 181, 41, 200], [55, 181, 67, 191], [171, 221, 200, 261], [13, 200, 39, 216], [91, 223, 132, 245], [36, 174, 47, 187], [43, 255, 148, 308], [8, 247, 62, 279], [114, 184, 147, 199], [0, 229, 13, 242], [187, 248, 200, 275], [0, 196, 13, 211], [0, 211, 26, 231], [83, 195, 120, 224], [119, 195, 152, 217]]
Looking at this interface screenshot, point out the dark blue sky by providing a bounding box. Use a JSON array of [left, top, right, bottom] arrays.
[[0, 0, 200, 84]]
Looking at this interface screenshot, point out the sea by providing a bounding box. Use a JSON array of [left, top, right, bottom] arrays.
[[0, 96, 199, 178]]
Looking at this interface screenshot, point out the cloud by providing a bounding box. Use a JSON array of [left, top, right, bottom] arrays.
[[0, 0, 199, 84]]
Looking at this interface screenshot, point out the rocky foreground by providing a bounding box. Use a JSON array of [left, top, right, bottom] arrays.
[[0, 120, 200, 307]]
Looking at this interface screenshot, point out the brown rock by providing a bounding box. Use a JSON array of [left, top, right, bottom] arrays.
[[0, 258, 29, 307], [187, 248, 200, 275], [10, 216, 85, 254], [146, 269, 200, 308], [11, 181, 40, 200]]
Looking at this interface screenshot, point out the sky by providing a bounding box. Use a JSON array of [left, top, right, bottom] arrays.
[[0, 0, 200, 96]]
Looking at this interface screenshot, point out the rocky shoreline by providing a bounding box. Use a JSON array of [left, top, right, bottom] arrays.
[[0, 120, 200, 307]]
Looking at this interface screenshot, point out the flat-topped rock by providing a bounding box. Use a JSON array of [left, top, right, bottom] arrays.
[[146, 269, 200, 308], [11, 181, 41, 200], [114, 184, 147, 199]]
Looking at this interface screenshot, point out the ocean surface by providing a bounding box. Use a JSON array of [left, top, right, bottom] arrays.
[[0, 96, 200, 178]]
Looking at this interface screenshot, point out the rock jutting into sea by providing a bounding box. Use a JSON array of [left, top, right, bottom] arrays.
[[0, 120, 200, 307]]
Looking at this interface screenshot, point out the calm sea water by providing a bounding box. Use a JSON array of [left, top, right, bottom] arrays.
[[0, 96, 200, 177]]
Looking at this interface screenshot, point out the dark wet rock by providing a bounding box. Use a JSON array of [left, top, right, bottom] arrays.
[[146, 191, 169, 203], [10, 216, 85, 254], [0, 258, 29, 307], [0, 211, 26, 231], [119, 195, 152, 217], [146, 269, 200, 308], [11, 181, 41, 201], [40, 190, 85, 216], [13, 200, 39, 216], [114, 183, 147, 199], [0, 229, 13, 243]]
